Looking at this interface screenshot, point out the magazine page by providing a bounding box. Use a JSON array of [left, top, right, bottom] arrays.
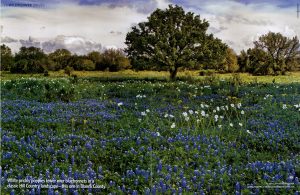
[[1, 0, 300, 194]]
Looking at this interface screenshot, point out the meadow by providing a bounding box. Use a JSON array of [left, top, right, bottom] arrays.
[[1, 71, 300, 194]]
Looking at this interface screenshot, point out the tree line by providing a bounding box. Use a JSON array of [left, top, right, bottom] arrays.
[[0, 46, 131, 74], [1, 5, 299, 78]]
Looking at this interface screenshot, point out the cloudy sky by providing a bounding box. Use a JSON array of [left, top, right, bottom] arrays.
[[1, 0, 299, 54]]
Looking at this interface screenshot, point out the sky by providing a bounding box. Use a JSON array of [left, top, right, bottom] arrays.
[[1, 0, 299, 54]]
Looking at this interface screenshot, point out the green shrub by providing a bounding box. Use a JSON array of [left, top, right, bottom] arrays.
[[64, 66, 74, 76]]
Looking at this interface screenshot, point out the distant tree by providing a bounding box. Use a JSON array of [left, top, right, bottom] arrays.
[[201, 34, 228, 70], [219, 48, 239, 73], [87, 51, 103, 70], [11, 46, 47, 73], [0, 44, 14, 71], [237, 50, 249, 73], [81, 59, 96, 71], [254, 32, 299, 75], [246, 47, 270, 75], [67, 55, 96, 71], [100, 49, 131, 72], [48, 49, 72, 70], [125, 5, 227, 79]]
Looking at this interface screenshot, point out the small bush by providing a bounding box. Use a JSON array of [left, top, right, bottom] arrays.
[[43, 70, 49, 77], [64, 66, 74, 76]]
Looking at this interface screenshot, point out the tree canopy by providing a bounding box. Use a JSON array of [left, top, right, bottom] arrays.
[[48, 49, 72, 70], [11, 46, 48, 73], [0, 44, 14, 71], [254, 32, 300, 73], [125, 5, 227, 79], [239, 32, 300, 75]]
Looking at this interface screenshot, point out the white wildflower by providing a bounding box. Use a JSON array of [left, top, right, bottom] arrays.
[[282, 104, 287, 109], [214, 115, 219, 122], [201, 110, 206, 117], [141, 111, 146, 116], [171, 123, 176, 129]]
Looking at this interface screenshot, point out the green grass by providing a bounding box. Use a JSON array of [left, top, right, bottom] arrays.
[[1, 70, 300, 83]]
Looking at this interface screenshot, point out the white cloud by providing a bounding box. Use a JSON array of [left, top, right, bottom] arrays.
[[155, 0, 170, 9], [180, 0, 300, 52], [4, 35, 104, 54], [1, 0, 299, 54], [1, 4, 148, 51]]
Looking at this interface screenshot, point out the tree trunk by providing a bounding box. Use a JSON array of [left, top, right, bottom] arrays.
[[170, 67, 178, 80]]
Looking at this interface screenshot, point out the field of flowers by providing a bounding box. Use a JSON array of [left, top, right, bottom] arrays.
[[1, 76, 300, 194]]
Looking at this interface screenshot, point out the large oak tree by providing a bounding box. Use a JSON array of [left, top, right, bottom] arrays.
[[125, 5, 227, 79]]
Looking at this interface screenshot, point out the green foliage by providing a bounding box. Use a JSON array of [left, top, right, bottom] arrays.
[[125, 5, 227, 79], [228, 73, 243, 96], [87, 51, 103, 70], [48, 49, 71, 70], [1, 78, 75, 102], [239, 32, 300, 75], [100, 49, 131, 72], [254, 32, 300, 73], [237, 50, 249, 72], [0, 44, 14, 71], [219, 48, 239, 73], [64, 66, 74, 76], [71, 58, 95, 71], [81, 59, 96, 70], [11, 46, 48, 73]]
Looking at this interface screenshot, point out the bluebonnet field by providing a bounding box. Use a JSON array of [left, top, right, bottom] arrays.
[[1, 77, 300, 194]]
